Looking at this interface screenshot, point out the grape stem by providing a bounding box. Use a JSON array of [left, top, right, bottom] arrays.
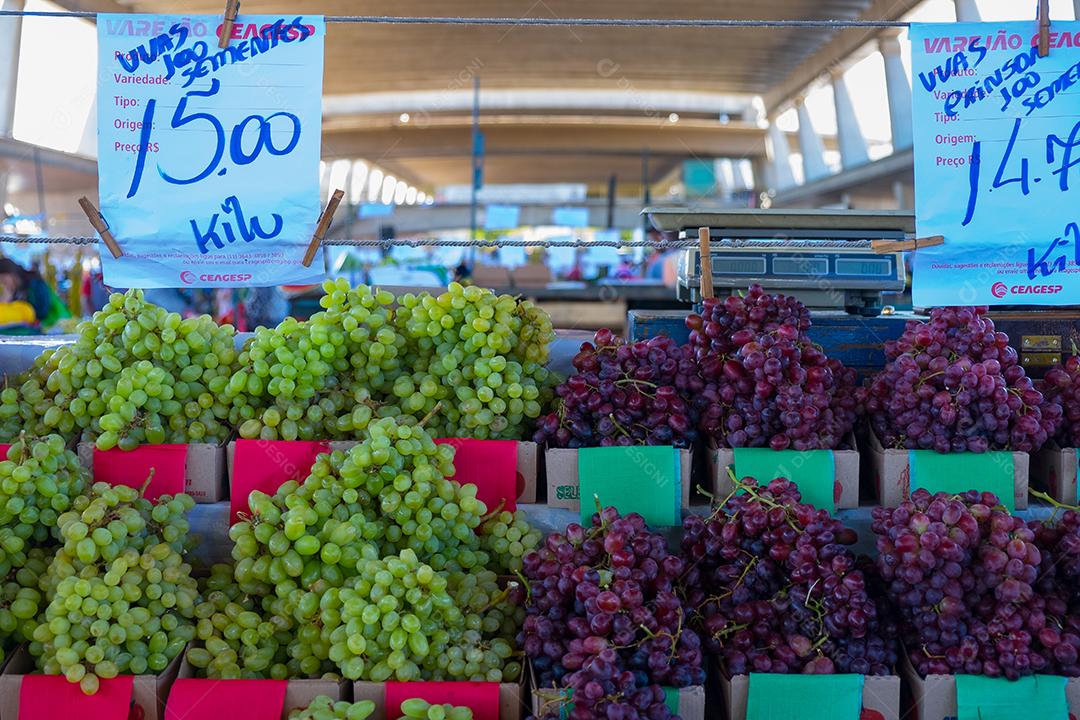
[[138, 468, 156, 497], [417, 401, 443, 428]]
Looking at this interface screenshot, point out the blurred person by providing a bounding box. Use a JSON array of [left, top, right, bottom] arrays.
[[0, 258, 69, 330]]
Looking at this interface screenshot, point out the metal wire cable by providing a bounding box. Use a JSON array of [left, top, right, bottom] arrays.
[[0, 10, 911, 27], [0, 235, 703, 248]]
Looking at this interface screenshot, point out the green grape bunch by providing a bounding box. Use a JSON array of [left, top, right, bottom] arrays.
[[393, 283, 558, 439], [191, 416, 531, 682], [28, 482, 198, 694], [478, 508, 543, 575], [0, 290, 238, 449], [0, 434, 87, 575], [0, 547, 52, 663], [398, 699, 474, 720], [225, 281, 400, 441], [289, 696, 376, 720]]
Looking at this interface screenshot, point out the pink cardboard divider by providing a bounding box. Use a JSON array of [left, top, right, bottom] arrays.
[[385, 681, 501, 720], [93, 445, 187, 502], [20, 674, 134, 719], [230, 440, 329, 524], [435, 439, 518, 512], [165, 678, 288, 720]]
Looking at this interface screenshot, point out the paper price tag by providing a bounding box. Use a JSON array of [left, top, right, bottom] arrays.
[[911, 21, 1080, 306], [96, 14, 326, 288], [230, 439, 328, 523], [435, 439, 518, 512], [165, 678, 287, 719], [20, 674, 135, 720], [384, 681, 501, 720]]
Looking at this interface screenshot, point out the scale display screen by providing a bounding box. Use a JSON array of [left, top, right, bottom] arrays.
[[835, 258, 894, 276], [772, 257, 828, 276], [711, 256, 766, 274]]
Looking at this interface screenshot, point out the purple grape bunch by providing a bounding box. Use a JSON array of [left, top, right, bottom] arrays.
[[872, 489, 1080, 678], [1042, 356, 1080, 448], [521, 507, 705, 720], [680, 477, 898, 676], [684, 286, 862, 451], [532, 329, 701, 448], [866, 306, 1061, 453]]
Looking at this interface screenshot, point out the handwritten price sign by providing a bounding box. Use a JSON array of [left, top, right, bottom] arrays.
[[911, 21, 1080, 306], [96, 14, 325, 288]]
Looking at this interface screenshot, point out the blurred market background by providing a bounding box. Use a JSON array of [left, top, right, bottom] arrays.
[[0, 0, 1067, 332]]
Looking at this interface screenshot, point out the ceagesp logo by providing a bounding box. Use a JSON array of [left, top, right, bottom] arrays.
[[180, 271, 196, 285], [991, 282, 1064, 298]]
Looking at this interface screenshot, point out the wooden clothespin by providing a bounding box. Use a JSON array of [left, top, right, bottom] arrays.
[[303, 189, 344, 267], [1038, 0, 1051, 58], [697, 226, 714, 299], [77, 196, 123, 259], [219, 0, 241, 49], [871, 235, 945, 254]]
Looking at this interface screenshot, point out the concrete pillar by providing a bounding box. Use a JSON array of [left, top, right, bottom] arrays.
[[794, 97, 830, 182], [954, 0, 981, 22], [0, 0, 26, 138], [1075, 0, 1080, 21], [878, 29, 913, 150], [765, 118, 796, 191], [829, 67, 869, 168]]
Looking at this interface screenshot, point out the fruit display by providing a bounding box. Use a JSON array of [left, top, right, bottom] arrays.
[[28, 480, 197, 693], [289, 697, 376, 720], [0, 290, 239, 449], [532, 330, 700, 448], [681, 478, 897, 676], [188, 415, 536, 682], [685, 286, 862, 451], [1043, 356, 1080, 447], [866, 306, 1060, 453], [873, 488, 1080, 678], [226, 280, 557, 442], [522, 507, 704, 720]]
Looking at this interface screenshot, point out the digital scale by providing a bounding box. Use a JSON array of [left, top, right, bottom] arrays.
[[645, 208, 911, 315]]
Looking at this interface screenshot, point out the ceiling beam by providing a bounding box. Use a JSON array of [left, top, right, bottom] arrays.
[[322, 120, 767, 161], [324, 88, 753, 118], [763, 0, 923, 113]]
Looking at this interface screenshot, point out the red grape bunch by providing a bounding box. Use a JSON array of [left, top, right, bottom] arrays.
[[532, 330, 701, 448], [680, 478, 897, 676], [521, 507, 705, 720], [685, 286, 862, 451], [1042, 356, 1080, 448], [866, 306, 1060, 453], [872, 489, 1074, 679]]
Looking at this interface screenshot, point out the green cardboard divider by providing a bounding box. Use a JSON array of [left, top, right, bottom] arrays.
[[730, 448, 836, 513], [955, 674, 1068, 720], [578, 446, 680, 526], [746, 673, 863, 720], [908, 450, 1015, 511]]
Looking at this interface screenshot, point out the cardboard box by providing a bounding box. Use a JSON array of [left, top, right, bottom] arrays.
[[531, 666, 704, 720], [78, 442, 226, 503], [510, 265, 551, 289], [1031, 442, 1079, 504], [175, 655, 348, 718], [544, 446, 694, 512], [354, 680, 525, 720], [228, 440, 539, 504], [716, 666, 900, 720], [470, 264, 512, 288], [707, 434, 861, 510], [0, 644, 183, 720], [864, 430, 1029, 509], [900, 648, 1080, 720]]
